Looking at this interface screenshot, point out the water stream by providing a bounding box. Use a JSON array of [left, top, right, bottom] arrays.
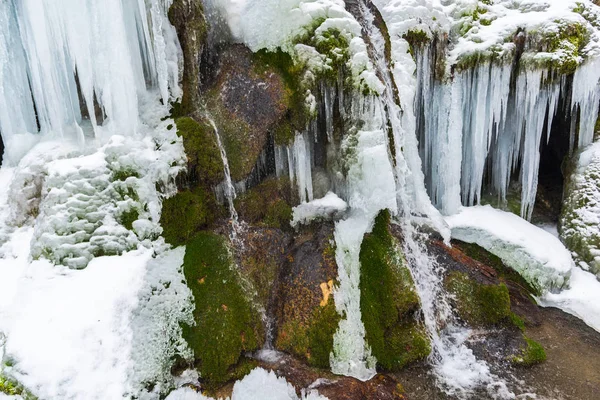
[[355, 1, 514, 397]]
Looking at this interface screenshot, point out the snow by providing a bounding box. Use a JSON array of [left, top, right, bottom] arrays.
[[291, 192, 348, 227], [540, 267, 600, 333], [445, 205, 573, 293], [560, 141, 600, 277], [165, 368, 328, 400]]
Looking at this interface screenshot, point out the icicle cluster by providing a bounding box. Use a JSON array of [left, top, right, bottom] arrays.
[[416, 46, 600, 219], [0, 0, 181, 153]]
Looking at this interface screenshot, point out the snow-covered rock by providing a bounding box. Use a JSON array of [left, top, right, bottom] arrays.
[[560, 141, 600, 278], [446, 205, 574, 292]]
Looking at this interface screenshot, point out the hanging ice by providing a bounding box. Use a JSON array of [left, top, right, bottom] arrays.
[[0, 0, 181, 157]]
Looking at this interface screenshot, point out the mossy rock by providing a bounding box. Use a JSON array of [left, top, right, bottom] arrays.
[[445, 271, 511, 326], [511, 336, 547, 366], [182, 232, 263, 390], [360, 210, 431, 371], [234, 178, 294, 229], [275, 224, 340, 368], [161, 188, 221, 247], [174, 117, 224, 187], [168, 0, 207, 115], [452, 240, 540, 297], [204, 45, 291, 181]]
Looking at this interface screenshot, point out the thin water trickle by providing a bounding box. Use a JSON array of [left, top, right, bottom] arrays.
[[206, 116, 242, 241]]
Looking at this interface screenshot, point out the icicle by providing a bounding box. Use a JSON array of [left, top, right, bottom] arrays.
[[571, 57, 600, 148], [0, 0, 182, 160]]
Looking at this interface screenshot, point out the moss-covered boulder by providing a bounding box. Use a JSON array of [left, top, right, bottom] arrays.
[[275, 223, 341, 368], [360, 210, 431, 371], [560, 143, 600, 277], [205, 45, 291, 181], [174, 117, 224, 187], [182, 232, 264, 389], [445, 271, 511, 326], [168, 0, 207, 115], [234, 178, 294, 230], [160, 117, 225, 247], [511, 336, 547, 367]]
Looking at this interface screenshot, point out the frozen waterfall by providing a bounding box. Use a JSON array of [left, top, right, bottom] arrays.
[[0, 0, 181, 157]]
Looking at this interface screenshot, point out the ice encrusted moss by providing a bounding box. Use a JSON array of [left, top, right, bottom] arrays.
[[182, 232, 263, 390], [359, 210, 431, 371], [21, 121, 186, 269], [448, 0, 600, 74], [560, 141, 600, 277]]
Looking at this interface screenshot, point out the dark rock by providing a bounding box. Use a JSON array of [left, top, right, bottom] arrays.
[[168, 0, 207, 115], [273, 223, 340, 368], [255, 353, 406, 400], [205, 44, 290, 181]]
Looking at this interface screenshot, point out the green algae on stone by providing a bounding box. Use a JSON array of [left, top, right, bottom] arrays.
[[445, 271, 511, 326], [182, 232, 263, 390], [234, 178, 294, 229], [511, 336, 547, 366], [360, 210, 431, 371], [161, 189, 220, 247], [174, 117, 224, 187]]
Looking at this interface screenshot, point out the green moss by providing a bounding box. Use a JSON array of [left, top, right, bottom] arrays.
[[112, 168, 140, 181], [182, 232, 263, 390], [525, 21, 589, 75], [277, 299, 341, 369], [253, 49, 310, 146], [174, 117, 224, 187], [511, 336, 547, 366], [306, 301, 341, 368], [0, 376, 22, 396], [509, 312, 526, 332], [119, 208, 139, 231], [360, 210, 430, 371], [161, 189, 220, 246], [445, 271, 512, 326], [0, 376, 35, 399], [452, 240, 540, 297], [403, 29, 430, 56], [234, 178, 293, 229]]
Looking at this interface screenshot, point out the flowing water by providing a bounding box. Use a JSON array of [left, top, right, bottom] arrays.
[[354, 2, 514, 397]]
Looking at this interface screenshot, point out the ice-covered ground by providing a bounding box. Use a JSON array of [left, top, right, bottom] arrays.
[[445, 205, 600, 333], [166, 368, 328, 400], [0, 128, 196, 399]]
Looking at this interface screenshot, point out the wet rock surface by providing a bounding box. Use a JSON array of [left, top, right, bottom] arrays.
[[204, 44, 290, 182]]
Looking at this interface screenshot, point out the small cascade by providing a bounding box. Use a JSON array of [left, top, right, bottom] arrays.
[[206, 117, 241, 237], [359, 2, 514, 397]]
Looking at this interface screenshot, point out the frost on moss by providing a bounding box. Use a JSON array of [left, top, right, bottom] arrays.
[[523, 21, 589, 75], [360, 210, 431, 371], [182, 232, 263, 390], [560, 143, 600, 277]]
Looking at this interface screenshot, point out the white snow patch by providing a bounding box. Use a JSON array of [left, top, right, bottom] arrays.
[[445, 205, 573, 292], [291, 192, 347, 227], [165, 368, 328, 400], [540, 267, 600, 333]]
